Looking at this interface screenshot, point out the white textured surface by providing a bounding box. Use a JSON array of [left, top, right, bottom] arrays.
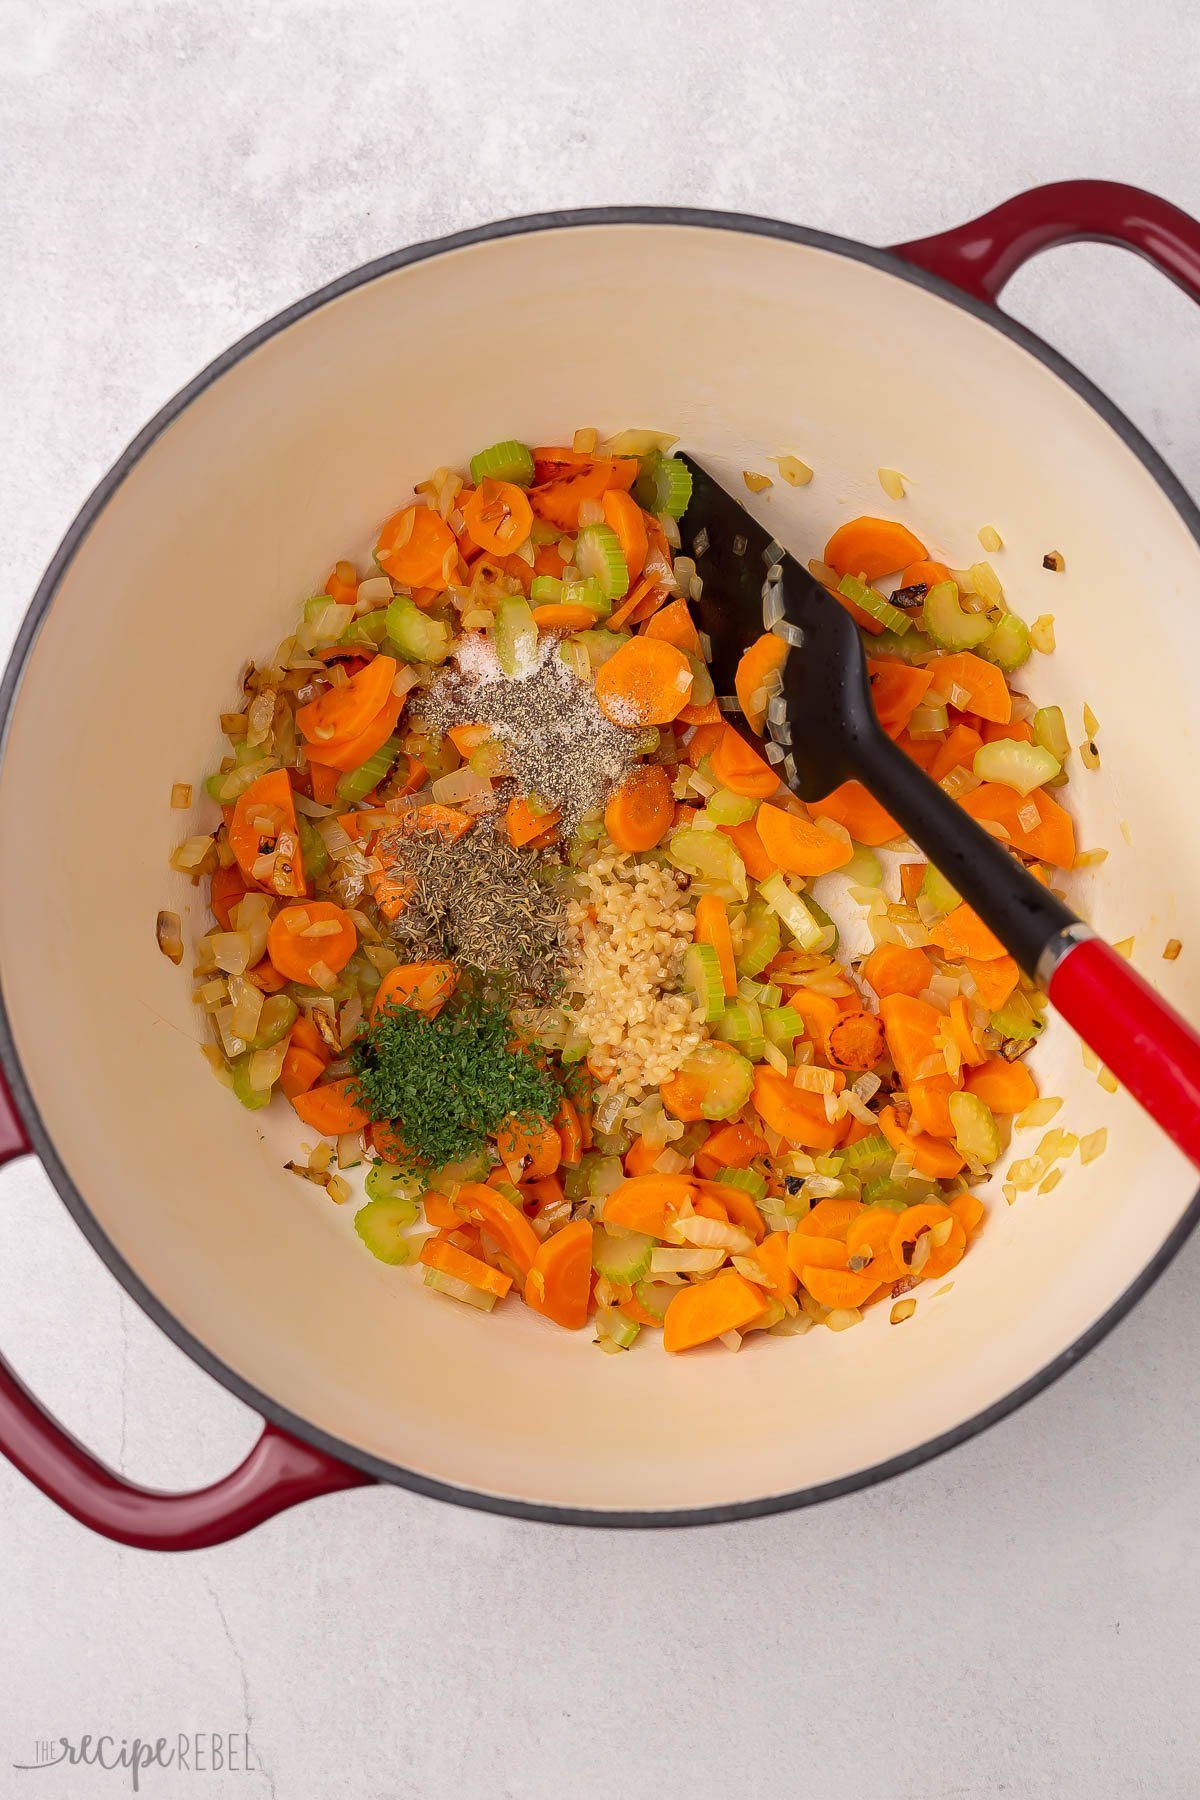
[[2, 3, 1199, 1796]]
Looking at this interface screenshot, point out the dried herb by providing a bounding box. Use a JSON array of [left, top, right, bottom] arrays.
[[349, 986, 556, 1174]]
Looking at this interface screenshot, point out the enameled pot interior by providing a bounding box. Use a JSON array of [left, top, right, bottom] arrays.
[[1, 222, 1197, 1514]]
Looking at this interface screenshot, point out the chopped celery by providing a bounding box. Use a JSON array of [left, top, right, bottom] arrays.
[[591, 1225, 654, 1285], [804, 894, 839, 954], [495, 595, 538, 676], [737, 977, 782, 1007], [336, 735, 401, 805], [297, 815, 330, 880], [980, 612, 1031, 672], [385, 595, 451, 664], [340, 609, 390, 649], [667, 827, 748, 901], [229, 1052, 271, 1111], [669, 1042, 755, 1120], [575, 523, 629, 600], [918, 862, 961, 917], [304, 597, 354, 641], [355, 1198, 418, 1259], [840, 1133, 893, 1175], [706, 788, 758, 826], [735, 899, 782, 977], [596, 1306, 640, 1350], [948, 1091, 1001, 1163], [838, 574, 912, 635], [633, 453, 693, 519], [632, 1279, 676, 1323], [862, 1177, 927, 1211], [872, 626, 935, 663], [565, 629, 631, 673], [469, 738, 509, 779], [715, 1000, 765, 1061], [364, 1163, 424, 1208], [423, 1267, 496, 1310], [585, 1154, 625, 1196], [684, 943, 726, 1022], [990, 994, 1042, 1041], [973, 739, 1060, 797], [469, 439, 535, 487], [1033, 705, 1070, 763], [561, 1026, 590, 1064], [530, 575, 563, 604], [922, 580, 992, 650], [246, 994, 298, 1052], [561, 576, 609, 619], [758, 871, 823, 950], [715, 1166, 768, 1202], [763, 1005, 805, 1047], [435, 1149, 493, 1187], [840, 844, 883, 888], [206, 759, 276, 805], [563, 1162, 592, 1202]]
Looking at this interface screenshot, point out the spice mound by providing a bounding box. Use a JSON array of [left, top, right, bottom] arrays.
[[412, 632, 638, 833], [376, 817, 564, 1001], [563, 848, 704, 1094]]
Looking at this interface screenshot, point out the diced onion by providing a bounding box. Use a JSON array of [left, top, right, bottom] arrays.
[[431, 767, 490, 806], [156, 911, 184, 965]]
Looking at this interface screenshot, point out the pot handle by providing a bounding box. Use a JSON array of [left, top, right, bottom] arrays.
[[0, 1065, 374, 1548], [891, 178, 1200, 306]]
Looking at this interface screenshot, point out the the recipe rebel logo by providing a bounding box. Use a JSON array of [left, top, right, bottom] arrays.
[[13, 1732, 261, 1791]]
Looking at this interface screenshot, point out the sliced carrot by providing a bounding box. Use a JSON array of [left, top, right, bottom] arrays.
[[909, 1072, 959, 1138], [959, 783, 1076, 868], [786, 1231, 850, 1276], [752, 1067, 845, 1151], [297, 654, 398, 749], [267, 900, 357, 986], [531, 603, 601, 631], [812, 780, 900, 846], [420, 1235, 512, 1300], [602, 488, 649, 585], [463, 479, 535, 556], [734, 633, 789, 734], [877, 1104, 965, 1178], [682, 720, 725, 766], [826, 1010, 887, 1070], [949, 1191, 986, 1236], [421, 1189, 464, 1230], [641, 597, 702, 654], [890, 1202, 966, 1281], [694, 893, 738, 996], [755, 1230, 797, 1298], [755, 802, 853, 877], [879, 993, 946, 1091], [964, 953, 1019, 1011], [309, 759, 341, 806], [982, 718, 1035, 744], [228, 769, 306, 897], [555, 1097, 584, 1167], [446, 723, 493, 756], [524, 1219, 594, 1329], [370, 961, 458, 1021], [622, 1135, 660, 1177], [929, 902, 1007, 962], [693, 1192, 729, 1224], [456, 1181, 541, 1275], [719, 817, 775, 882], [324, 560, 359, 606], [949, 994, 987, 1066], [899, 863, 925, 905], [662, 1268, 766, 1352], [860, 943, 933, 999], [604, 764, 674, 852], [929, 722, 984, 784], [845, 1208, 906, 1285], [703, 1120, 769, 1167], [698, 1179, 765, 1243], [210, 863, 252, 930], [606, 573, 662, 632], [604, 1173, 695, 1238], [306, 689, 404, 774], [506, 794, 562, 847], [375, 505, 458, 589], [246, 958, 290, 994], [398, 803, 474, 845], [898, 559, 951, 590], [797, 1196, 863, 1240], [495, 1116, 561, 1181], [824, 516, 928, 582], [965, 1057, 1038, 1114], [777, 988, 842, 1059], [527, 456, 638, 531], [279, 1045, 326, 1101], [290, 1014, 331, 1063], [867, 658, 934, 736], [290, 1077, 369, 1134], [594, 636, 694, 727], [708, 725, 779, 800], [368, 1118, 409, 1163], [925, 652, 1011, 724], [799, 1265, 878, 1310]]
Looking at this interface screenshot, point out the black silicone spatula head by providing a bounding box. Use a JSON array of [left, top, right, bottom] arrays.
[[679, 452, 877, 799]]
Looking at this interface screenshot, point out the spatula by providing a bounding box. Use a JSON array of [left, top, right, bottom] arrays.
[[680, 452, 1200, 1171]]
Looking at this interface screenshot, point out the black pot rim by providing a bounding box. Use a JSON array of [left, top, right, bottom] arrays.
[[2, 204, 1198, 1529]]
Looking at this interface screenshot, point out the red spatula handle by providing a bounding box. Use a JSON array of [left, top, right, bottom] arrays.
[[1045, 935, 1200, 1170]]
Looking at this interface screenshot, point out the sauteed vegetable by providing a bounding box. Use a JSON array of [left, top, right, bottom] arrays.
[[166, 428, 1083, 1352]]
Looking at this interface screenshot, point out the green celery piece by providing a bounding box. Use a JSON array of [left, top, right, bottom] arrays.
[[469, 439, 535, 486]]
